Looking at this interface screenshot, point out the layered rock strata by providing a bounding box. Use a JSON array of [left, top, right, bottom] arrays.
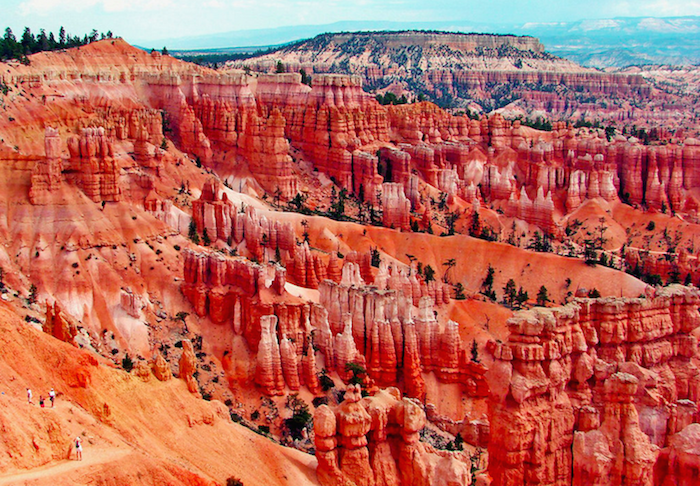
[[17, 40, 700, 237], [486, 285, 700, 486], [30, 126, 122, 204], [181, 246, 484, 398], [314, 385, 472, 486], [191, 179, 295, 261], [29, 127, 64, 204]]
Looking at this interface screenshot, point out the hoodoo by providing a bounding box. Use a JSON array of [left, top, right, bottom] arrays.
[[1, 26, 700, 486]]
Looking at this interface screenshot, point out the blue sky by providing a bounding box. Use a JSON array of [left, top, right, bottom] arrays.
[[3, 0, 700, 43]]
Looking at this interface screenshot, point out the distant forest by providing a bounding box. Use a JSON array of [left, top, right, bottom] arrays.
[[173, 52, 261, 68], [173, 46, 281, 68], [0, 27, 116, 63]]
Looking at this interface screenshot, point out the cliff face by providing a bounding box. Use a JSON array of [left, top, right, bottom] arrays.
[[320, 31, 545, 53], [18, 39, 692, 237], [314, 385, 472, 486], [180, 244, 481, 399], [486, 285, 700, 486]]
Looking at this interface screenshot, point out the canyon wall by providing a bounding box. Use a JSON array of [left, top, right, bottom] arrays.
[[21, 40, 696, 238], [236, 30, 652, 120], [180, 243, 487, 399], [486, 285, 700, 486], [314, 385, 472, 486]]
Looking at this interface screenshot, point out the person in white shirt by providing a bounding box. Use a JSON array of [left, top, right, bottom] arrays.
[[75, 436, 82, 460]]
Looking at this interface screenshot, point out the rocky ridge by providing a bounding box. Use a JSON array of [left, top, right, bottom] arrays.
[[233, 30, 654, 117]]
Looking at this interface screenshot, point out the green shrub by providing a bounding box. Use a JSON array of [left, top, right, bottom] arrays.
[[122, 353, 134, 372]]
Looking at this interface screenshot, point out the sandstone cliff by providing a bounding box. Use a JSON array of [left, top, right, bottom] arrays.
[[314, 385, 472, 486], [486, 285, 700, 486]]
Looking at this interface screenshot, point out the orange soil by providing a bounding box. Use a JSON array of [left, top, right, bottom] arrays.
[[0, 301, 318, 486]]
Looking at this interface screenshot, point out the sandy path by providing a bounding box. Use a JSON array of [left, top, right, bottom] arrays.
[[0, 447, 131, 485]]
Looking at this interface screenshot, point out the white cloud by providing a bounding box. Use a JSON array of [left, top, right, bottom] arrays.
[[603, 0, 700, 16], [19, 0, 174, 16], [645, 0, 700, 15]]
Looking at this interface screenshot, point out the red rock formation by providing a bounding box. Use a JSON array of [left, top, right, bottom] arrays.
[[655, 423, 700, 486], [179, 340, 199, 395], [256, 315, 285, 396], [43, 301, 78, 344], [344, 252, 374, 285], [486, 286, 700, 486], [507, 186, 556, 233], [314, 386, 471, 486], [326, 253, 343, 283], [151, 353, 172, 381], [237, 108, 297, 199], [65, 127, 121, 202], [279, 334, 300, 391], [316, 274, 481, 397], [378, 147, 412, 186], [302, 337, 322, 395], [287, 242, 321, 289], [29, 127, 63, 205], [191, 180, 295, 254], [285, 75, 389, 192], [573, 372, 658, 486], [120, 288, 143, 319], [352, 150, 383, 205], [381, 183, 410, 230]]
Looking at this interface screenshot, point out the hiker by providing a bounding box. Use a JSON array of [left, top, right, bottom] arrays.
[[39, 396, 44, 408], [75, 436, 82, 461], [27, 388, 32, 404], [49, 388, 55, 407]]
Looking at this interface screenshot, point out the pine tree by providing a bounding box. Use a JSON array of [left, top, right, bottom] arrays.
[[471, 340, 479, 362], [503, 279, 516, 306], [424, 265, 435, 283], [481, 265, 496, 300], [516, 287, 529, 308], [202, 228, 211, 246], [188, 220, 200, 244], [536, 285, 550, 306], [122, 353, 134, 372]]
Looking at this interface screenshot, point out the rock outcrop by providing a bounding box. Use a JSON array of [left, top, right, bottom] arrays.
[[255, 315, 285, 395], [191, 179, 295, 259], [179, 339, 199, 395], [66, 127, 121, 202], [237, 108, 298, 199], [314, 385, 471, 486], [655, 423, 700, 486], [43, 301, 79, 344], [29, 127, 64, 205], [151, 353, 173, 381], [316, 271, 483, 399], [381, 183, 411, 230], [486, 285, 700, 486]]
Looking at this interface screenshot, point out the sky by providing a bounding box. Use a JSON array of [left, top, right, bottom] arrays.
[[3, 0, 700, 44]]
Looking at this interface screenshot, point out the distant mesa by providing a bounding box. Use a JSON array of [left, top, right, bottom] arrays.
[[234, 29, 650, 114], [285, 30, 546, 54]]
